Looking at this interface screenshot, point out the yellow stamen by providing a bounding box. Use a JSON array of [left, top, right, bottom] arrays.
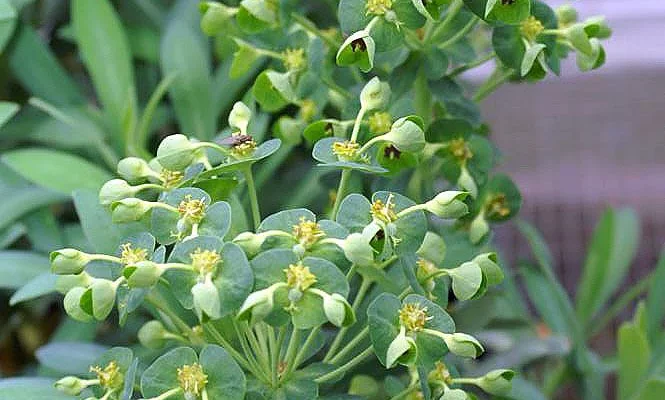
[[283, 48, 306, 71], [190, 248, 221, 276], [370, 195, 398, 225], [178, 195, 206, 223], [120, 243, 148, 265], [177, 363, 208, 397], [90, 361, 123, 390], [284, 263, 317, 291], [292, 217, 325, 248], [399, 302, 432, 333], [366, 0, 393, 15], [332, 140, 360, 161], [520, 15, 545, 41]]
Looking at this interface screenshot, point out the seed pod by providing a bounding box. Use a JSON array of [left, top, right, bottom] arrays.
[[50, 249, 91, 275], [360, 77, 390, 111], [425, 191, 469, 219], [99, 179, 135, 206]]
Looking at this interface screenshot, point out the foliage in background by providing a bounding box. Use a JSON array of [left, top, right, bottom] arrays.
[[0, 0, 616, 399]]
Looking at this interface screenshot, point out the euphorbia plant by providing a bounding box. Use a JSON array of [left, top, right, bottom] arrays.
[[49, 92, 509, 399]]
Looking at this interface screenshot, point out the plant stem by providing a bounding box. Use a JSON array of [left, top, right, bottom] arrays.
[[243, 166, 261, 230], [330, 169, 351, 220], [272, 326, 286, 387], [232, 319, 270, 382], [472, 67, 514, 102], [144, 293, 192, 336], [293, 326, 321, 370], [439, 16, 479, 49], [315, 346, 374, 383], [449, 52, 496, 78], [203, 323, 253, 373], [328, 326, 370, 365], [425, 0, 464, 45], [282, 328, 301, 380], [290, 13, 340, 48], [390, 385, 418, 400], [324, 279, 372, 362]]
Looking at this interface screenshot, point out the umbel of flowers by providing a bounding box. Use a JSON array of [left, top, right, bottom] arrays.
[[48, 79, 519, 400]]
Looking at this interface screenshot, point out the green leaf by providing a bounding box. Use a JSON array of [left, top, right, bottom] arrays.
[[10, 272, 57, 305], [2, 148, 112, 194], [576, 208, 639, 327], [0, 186, 66, 231], [0, 102, 18, 129], [313, 137, 388, 174], [521, 43, 546, 76], [8, 25, 85, 105], [253, 70, 297, 112], [72, 0, 136, 127], [197, 139, 281, 179], [636, 379, 665, 400], [35, 341, 108, 375], [161, 0, 214, 139], [199, 345, 246, 400], [646, 248, 665, 341], [0, 0, 17, 54], [465, 0, 530, 24], [0, 250, 49, 289], [367, 293, 402, 367], [73, 189, 145, 254], [0, 378, 74, 400], [618, 320, 650, 399], [141, 347, 199, 400], [447, 262, 484, 301], [516, 219, 555, 279]]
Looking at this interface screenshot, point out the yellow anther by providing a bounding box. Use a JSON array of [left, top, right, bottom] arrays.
[[485, 193, 511, 218], [231, 139, 257, 158], [398, 302, 432, 333], [448, 138, 473, 162], [368, 111, 392, 134], [120, 243, 148, 265], [520, 16, 545, 41], [160, 169, 184, 189], [371, 195, 398, 225], [284, 263, 317, 291], [332, 140, 360, 161], [90, 361, 123, 390], [366, 0, 393, 15], [178, 195, 207, 223], [429, 361, 453, 384], [292, 217, 325, 248], [190, 248, 221, 276], [283, 48, 306, 71], [177, 363, 208, 397]]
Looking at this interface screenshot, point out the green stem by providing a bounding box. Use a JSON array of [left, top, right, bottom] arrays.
[[315, 346, 374, 383], [243, 166, 261, 230], [328, 327, 370, 365], [272, 326, 286, 387], [282, 328, 301, 380], [144, 293, 192, 336], [449, 52, 496, 77], [425, 0, 464, 45], [324, 279, 372, 362], [390, 385, 418, 400], [135, 72, 177, 155], [293, 326, 321, 370], [203, 323, 253, 372], [472, 68, 514, 102], [439, 16, 479, 49], [290, 13, 340, 48], [330, 169, 351, 220], [232, 319, 270, 383]]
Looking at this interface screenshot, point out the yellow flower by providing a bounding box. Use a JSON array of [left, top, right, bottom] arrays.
[[366, 0, 393, 15], [284, 263, 317, 291], [120, 243, 148, 265], [90, 361, 123, 390], [178, 195, 207, 223], [520, 16, 544, 41], [177, 363, 208, 397], [283, 48, 306, 71], [292, 217, 325, 248], [371, 195, 397, 225], [190, 248, 221, 276], [399, 302, 432, 333], [368, 111, 392, 134], [485, 193, 510, 218]]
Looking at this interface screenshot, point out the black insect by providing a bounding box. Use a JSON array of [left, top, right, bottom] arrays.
[[217, 134, 254, 148]]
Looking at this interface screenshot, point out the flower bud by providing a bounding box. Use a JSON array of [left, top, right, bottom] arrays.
[[232, 231, 267, 257], [55, 272, 92, 294], [117, 157, 155, 182], [380, 116, 425, 153], [476, 369, 515, 396], [457, 166, 477, 198], [425, 191, 469, 219], [442, 388, 470, 400], [50, 249, 92, 275], [386, 328, 417, 368], [123, 261, 164, 288], [99, 179, 136, 206], [360, 77, 390, 111], [229, 101, 252, 135], [469, 213, 489, 244], [85, 279, 118, 320], [336, 30, 375, 73], [441, 332, 484, 359], [237, 286, 277, 324], [473, 252, 503, 286], [322, 292, 355, 327], [555, 4, 578, 26], [156, 134, 197, 171], [55, 376, 88, 395], [64, 286, 93, 322], [192, 276, 221, 320], [138, 320, 171, 349], [199, 2, 237, 36], [335, 233, 375, 267], [110, 198, 153, 223]]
